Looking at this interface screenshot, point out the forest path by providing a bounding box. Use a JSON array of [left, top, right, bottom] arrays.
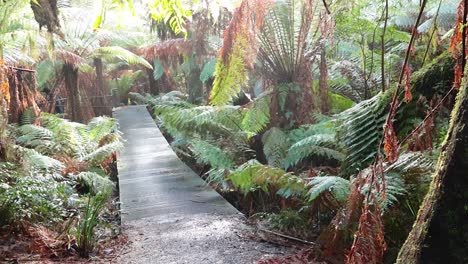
[[112, 105, 288, 263]]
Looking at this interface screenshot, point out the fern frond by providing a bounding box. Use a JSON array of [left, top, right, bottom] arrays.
[[92, 46, 153, 69], [337, 90, 392, 176], [190, 139, 234, 170], [86, 117, 119, 143], [262, 127, 290, 168], [241, 95, 270, 133], [81, 141, 123, 165], [200, 59, 217, 83], [306, 176, 351, 203], [286, 132, 344, 169], [16, 146, 64, 173], [227, 163, 289, 194], [75, 172, 114, 195]]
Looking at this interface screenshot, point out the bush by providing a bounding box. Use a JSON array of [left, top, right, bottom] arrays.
[[0, 172, 73, 226]]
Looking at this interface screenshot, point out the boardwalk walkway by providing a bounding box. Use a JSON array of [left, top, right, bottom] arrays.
[[113, 105, 287, 263]]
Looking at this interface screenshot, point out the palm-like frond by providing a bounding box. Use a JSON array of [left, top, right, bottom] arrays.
[[91, 46, 152, 69]]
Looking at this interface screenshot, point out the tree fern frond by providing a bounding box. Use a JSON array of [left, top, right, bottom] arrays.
[[92, 46, 153, 69], [241, 96, 271, 134], [227, 163, 289, 194], [200, 59, 217, 83], [306, 176, 351, 203], [262, 127, 290, 168], [20, 108, 38, 126], [86, 117, 120, 143], [190, 139, 234, 170]]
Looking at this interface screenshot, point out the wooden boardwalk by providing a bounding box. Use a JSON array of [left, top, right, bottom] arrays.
[[113, 105, 238, 222], [112, 105, 288, 263]]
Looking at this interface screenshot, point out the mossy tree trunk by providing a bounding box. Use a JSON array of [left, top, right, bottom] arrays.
[[397, 77, 468, 264]]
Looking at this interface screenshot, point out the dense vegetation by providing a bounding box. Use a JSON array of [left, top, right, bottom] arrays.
[[1, 0, 467, 263]]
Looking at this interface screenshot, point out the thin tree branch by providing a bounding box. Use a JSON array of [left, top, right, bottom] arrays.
[[321, 0, 331, 15], [6, 66, 36, 73]]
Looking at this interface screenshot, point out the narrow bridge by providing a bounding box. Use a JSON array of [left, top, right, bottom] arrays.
[[113, 105, 286, 263]]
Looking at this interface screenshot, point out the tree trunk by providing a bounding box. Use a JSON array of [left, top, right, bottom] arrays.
[[397, 78, 468, 263], [0, 64, 8, 159], [93, 58, 110, 115], [147, 68, 159, 95], [63, 64, 82, 122], [319, 46, 330, 114], [188, 65, 203, 104]]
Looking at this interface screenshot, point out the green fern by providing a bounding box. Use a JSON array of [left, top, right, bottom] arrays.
[[337, 90, 392, 176], [227, 162, 290, 194], [306, 176, 351, 203], [241, 95, 270, 134], [285, 120, 344, 169], [200, 59, 216, 83], [91, 46, 153, 69], [16, 146, 64, 174], [20, 107, 37, 126], [210, 38, 248, 106], [75, 172, 114, 196], [190, 139, 234, 170], [82, 141, 123, 165], [262, 127, 290, 168]]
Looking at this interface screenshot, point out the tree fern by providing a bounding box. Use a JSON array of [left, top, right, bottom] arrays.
[[81, 141, 123, 165]]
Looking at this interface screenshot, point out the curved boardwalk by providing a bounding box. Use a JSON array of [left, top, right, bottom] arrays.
[[113, 105, 287, 264]]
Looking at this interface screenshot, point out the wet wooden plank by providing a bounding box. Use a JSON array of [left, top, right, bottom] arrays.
[[113, 105, 238, 222]]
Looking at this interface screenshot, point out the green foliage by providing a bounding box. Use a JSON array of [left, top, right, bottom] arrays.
[[17, 146, 65, 174], [306, 176, 351, 203], [337, 90, 392, 176], [147, 0, 193, 36], [200, 59, 216, 83], [0, 173, 71, 225], [20, 113, 124, 164], [36, 59, 57, 89], [153, 60, 165, 81], [285, 120, 344, 169], [75, 191, 111, 257], [210, 38, 248, 105], [329, 92, 355, 114], [190, 139, 234, 170], [227, 162, 290, 194], [91, 46, 152, 69], [241, 95, 270, 134], [75, 172, 114, 196], [265, 209, 308, 234], [20, 107, 37, 126], [262, 127, 290, 168]]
